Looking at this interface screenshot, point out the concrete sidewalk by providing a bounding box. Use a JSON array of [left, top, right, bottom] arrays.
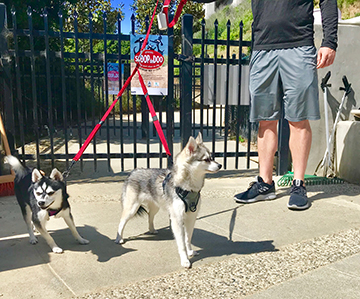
[[1, 171, 360, 298]]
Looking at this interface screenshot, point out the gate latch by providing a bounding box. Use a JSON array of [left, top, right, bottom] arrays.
[[174, 54, 195, 62]]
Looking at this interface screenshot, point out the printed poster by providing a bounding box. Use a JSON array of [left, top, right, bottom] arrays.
[[130, 34, 168, 96]]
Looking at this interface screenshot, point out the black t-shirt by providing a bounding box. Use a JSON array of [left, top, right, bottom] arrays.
[[252, 0, 338, 51]]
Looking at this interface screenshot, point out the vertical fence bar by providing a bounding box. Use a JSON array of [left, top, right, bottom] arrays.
[[277, 119, 290, 175], [27, 7, 40, 169], [235, 21, 243, 169], [58, 10, 69, 169], [103, 12, 111, 172], [145, 16, 151, 168], [43, 8, 55, 168], [132, 94, 137, 168], [83, 62, 88, 136], [192, 62, 196, 136], [223, 20, 231, 169], [131, 14, 137, 169], [74, 11, 83, 171], [212, 19, 218, 159], [180, 14, 193, 148], [0, 3, 15, 160], [166, 14, 174, 168], [88, 12, 97, 172], [117, 13, 124, 172], [200, 19, 205, 135], [158, 99, 163, 168], [11, 7, 25, 160], [247, 27, 256, 169]]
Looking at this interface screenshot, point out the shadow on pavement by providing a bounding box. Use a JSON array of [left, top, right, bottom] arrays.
[[0, 225, 136, 272], [115, 225, 277, 264]]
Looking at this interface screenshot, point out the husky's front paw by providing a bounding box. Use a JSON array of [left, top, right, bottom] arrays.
[[114, 237, 125, 244], [29, 236, 38, 244], [149, 229, 158, 235], [181, 258, 192, 269], [187, 250, 199, 258], [52, 246, 63, 254], [77, 237, 89, 245]]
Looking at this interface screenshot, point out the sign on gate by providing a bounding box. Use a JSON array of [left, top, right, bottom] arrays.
[[105, 62, 124, 95], [130, 34, 168, 96]]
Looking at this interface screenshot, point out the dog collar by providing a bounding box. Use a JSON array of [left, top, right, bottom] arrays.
[[48, 209, 61, 217]]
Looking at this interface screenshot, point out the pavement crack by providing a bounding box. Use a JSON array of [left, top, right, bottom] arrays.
[[46, 263, 77, 297]]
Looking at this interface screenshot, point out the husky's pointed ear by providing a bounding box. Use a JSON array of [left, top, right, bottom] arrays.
[[32, 169, 43, 183], [50, 168, 64, 182], [196, 132, 203, 144], [185, 136, 197, 155]]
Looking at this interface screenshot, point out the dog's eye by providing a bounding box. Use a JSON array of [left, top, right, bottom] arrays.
[[36, 192, 42, 196], [203, 158, 211, 163], [47, 191, 55, 196]]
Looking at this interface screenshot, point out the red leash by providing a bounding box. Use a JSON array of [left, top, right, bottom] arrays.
[[162, 0, 188, 28], [64, 0, 171, 176]]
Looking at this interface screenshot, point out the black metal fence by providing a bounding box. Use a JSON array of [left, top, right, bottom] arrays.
[[0, 4, 266, 175]]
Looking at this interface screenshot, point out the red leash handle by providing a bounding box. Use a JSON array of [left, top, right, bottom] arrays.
[[163, 0, 188, 28], [137, 69, 171, 156]]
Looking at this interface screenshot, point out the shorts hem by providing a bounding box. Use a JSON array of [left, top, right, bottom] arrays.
[[250, 116, 321, 123], [285, 116, 321, 122]]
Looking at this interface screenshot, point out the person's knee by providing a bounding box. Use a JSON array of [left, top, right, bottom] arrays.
[[259, 120, 278, 130], [288, 119, 311, 131]]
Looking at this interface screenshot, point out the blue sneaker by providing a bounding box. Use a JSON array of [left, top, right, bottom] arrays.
[[234, 176, 276, 204], [287, 179, 310, 210]]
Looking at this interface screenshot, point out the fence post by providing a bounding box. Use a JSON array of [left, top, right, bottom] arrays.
[[166, 14, 174, 166], [277, 118, 291, 175], [180, 14, 193, 148], [0, 3, 15, 155]]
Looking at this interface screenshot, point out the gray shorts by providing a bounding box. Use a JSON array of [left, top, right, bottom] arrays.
[[249, 46, 320, 122]]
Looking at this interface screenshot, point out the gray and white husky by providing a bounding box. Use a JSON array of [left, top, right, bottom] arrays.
[[115, 133, 222, 268], [6, 155, 89, 253]]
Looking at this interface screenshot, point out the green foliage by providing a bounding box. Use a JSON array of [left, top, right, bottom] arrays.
[[3, 0, 77, 29], [131, 0, 205, 52], [204, 0, 252, 41], [63, 0, 124, 34]]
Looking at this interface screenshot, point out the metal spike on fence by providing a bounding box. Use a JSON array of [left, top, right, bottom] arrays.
[[27, 6, 32, 16]]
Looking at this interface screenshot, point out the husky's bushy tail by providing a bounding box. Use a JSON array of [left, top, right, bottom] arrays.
[[6, 155, 26, 176]]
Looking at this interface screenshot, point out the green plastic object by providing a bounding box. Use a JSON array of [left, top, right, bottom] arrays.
[[277, 171, 345, 187]]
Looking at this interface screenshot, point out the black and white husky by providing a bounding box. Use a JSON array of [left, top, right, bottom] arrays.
[[6, 156, 89, 253], [115, 133, 222, 268]]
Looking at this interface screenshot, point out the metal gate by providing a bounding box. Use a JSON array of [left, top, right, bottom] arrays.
[[0, 4, 263, 175]]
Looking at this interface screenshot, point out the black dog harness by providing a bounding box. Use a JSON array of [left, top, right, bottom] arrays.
[[163, 173, 200, 213]]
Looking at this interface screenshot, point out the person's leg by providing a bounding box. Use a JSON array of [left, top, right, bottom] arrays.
[[286, 119, 312, 210], [234, 49, 280, 204], [234, 119, 277, 203], [288, 119, 312, 183], [258, 120, 278, 185]]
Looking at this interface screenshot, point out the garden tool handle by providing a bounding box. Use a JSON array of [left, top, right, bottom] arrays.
[[340, 75, 352, 96], [321, 71, 331, 91]]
